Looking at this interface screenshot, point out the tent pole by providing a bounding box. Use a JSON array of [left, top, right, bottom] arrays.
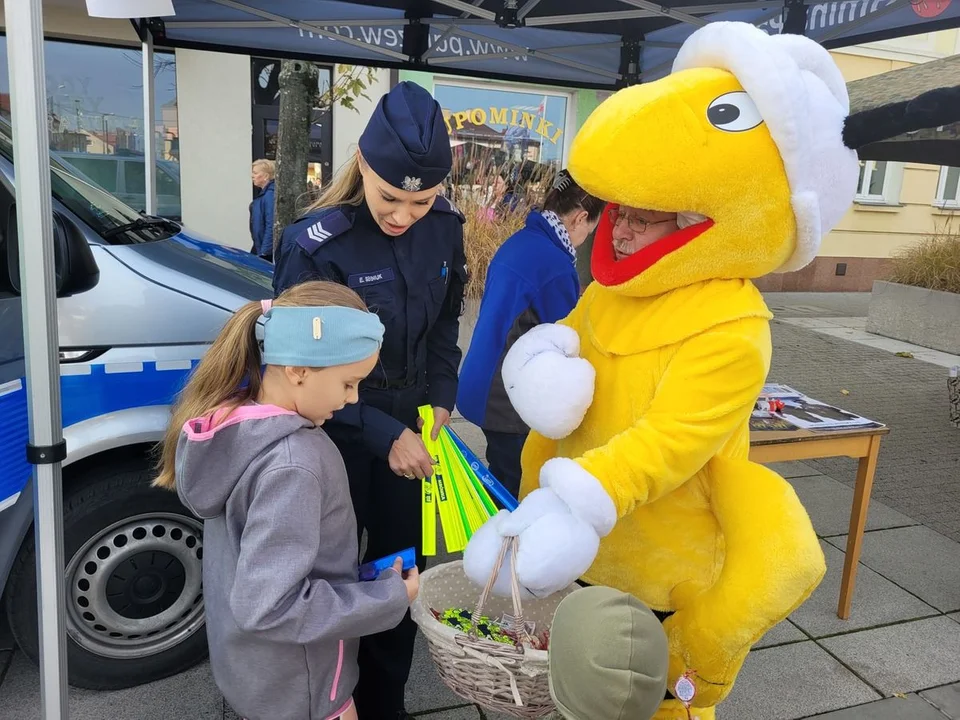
[[618, 34, 642, 87], [143, 29, 158, 215], [7, 1, 69, 718], [782, 0, 808, 35]]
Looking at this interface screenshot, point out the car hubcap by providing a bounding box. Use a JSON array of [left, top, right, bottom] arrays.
[[65, 513, 205, 659]]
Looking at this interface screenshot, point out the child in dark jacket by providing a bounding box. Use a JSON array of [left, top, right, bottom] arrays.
[[155, 280, 417, 720], [456, 171, 605, 497]]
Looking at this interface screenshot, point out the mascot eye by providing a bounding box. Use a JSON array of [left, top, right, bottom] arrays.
[[707, 92, 763, 133]]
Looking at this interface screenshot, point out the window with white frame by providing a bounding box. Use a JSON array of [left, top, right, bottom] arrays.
[[935, 166, 960, 208], [855, 160, 902, 205], [0, 36, 180, 218]]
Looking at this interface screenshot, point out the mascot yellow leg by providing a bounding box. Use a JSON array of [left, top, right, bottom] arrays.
[[660, 457, 825, 712]]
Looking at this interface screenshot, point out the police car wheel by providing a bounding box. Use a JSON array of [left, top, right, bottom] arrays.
[[5, 461, 208, 690]]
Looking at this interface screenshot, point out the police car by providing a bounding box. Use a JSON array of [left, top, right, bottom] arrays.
[[0, 117, 271, 689]]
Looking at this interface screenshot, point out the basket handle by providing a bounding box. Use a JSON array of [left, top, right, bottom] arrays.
[[471, 536, 533, 645]]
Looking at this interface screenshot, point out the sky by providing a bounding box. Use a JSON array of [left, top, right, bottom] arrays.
[[0, 37, 178, 137]]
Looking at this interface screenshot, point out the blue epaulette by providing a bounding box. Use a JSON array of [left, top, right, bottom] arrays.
[[293, 207, 354, 255], [433, 195, 466, 223]]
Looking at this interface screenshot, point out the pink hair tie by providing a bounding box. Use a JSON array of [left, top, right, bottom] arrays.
[[260, 299, 273, 315]]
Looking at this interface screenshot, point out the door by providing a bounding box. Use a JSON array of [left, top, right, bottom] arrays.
[[251, 58, 333, 195], [0, 175, 28, 515]]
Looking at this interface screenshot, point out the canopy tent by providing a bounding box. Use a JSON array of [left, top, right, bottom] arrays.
[[847, 53, 960, 165], [132, 0, 960, 90], [12, 1, 960, 719]]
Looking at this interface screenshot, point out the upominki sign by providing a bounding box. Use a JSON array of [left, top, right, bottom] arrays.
[[443, 106, 563, 145]]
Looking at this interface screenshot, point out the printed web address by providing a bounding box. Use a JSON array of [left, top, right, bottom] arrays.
[[298, 26, 529, 61]]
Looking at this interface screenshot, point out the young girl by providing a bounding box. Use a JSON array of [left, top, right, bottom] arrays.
[[155, 280, 418, 720]]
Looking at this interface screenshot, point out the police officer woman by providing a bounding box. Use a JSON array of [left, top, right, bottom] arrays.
[[272, 81, 466, 720]]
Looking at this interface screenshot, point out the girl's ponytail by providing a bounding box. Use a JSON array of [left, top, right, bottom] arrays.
[[154, 300, 264, 489]]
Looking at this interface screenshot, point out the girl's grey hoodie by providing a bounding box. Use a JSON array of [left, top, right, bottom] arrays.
[[175, 404, 409, 720]]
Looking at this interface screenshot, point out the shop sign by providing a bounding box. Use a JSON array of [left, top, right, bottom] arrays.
[[443, 107, 563, 144]]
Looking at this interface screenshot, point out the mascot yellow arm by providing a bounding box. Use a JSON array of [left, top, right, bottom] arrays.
[[577, 319, 769, 516], [519, 430, 557, 497]]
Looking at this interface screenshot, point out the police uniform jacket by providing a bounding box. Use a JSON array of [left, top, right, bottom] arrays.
[[272, 197, 467, 459]]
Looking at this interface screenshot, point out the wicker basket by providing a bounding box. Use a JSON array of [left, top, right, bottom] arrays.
[[411, 538, 580, 718]]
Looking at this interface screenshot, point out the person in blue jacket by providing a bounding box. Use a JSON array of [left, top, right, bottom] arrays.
[[249, 159, 276, 261], [272, 81, 466, 720], [457, 170, 604, 498]]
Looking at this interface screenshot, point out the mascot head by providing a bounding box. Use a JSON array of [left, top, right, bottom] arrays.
[[569, 22, 860, 298]]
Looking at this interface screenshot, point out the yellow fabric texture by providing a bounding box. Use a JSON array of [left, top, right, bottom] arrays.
[[570, 68, 796, 297], [519, 63, 827, 714]]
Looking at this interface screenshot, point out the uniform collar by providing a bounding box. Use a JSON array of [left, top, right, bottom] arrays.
[[352, 201, 382, 233]]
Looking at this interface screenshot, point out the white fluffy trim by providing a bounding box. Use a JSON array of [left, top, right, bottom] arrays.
[[540, 458, 617, 537], [463, 494, 600, 600], [672, 22, 859, 273], [501, 324, 595, 440]]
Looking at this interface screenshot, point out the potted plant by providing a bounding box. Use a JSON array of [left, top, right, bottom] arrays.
[[867, 226, 960, 356]]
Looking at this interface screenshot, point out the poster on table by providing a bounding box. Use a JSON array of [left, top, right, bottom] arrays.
[[751, 384, 884, 432]]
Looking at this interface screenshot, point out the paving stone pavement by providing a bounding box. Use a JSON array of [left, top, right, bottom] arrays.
[[767, 319, 960, 543], [3, 293, 960, 719]]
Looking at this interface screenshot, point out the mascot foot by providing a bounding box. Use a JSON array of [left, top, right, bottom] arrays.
[[653, 699, 716, 720]]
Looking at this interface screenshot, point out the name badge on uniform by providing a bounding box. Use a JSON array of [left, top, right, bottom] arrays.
[[348, 267, 396, 288]]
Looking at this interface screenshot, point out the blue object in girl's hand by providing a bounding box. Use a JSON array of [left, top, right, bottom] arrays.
[[359, 547, 417, 581]]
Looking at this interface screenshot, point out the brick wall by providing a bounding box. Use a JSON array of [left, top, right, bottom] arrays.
[[754, 257, 895, 292]]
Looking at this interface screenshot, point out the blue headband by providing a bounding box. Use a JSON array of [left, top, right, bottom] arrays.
[[261, 305, 384, 367]]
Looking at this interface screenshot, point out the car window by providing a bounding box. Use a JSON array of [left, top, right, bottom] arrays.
[[126, 161, 179, 198], [156, 166, 179, 196], [0, 120, 177, 244], [63, 156, 119, 193]]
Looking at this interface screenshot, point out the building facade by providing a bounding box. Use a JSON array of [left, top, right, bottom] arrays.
[[0, 0, 957, 291], [757, 32, 960, 291]]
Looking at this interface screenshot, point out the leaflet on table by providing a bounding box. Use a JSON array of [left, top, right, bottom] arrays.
[[759, 383, 804, 399], [754, 384, 882, 431], [774, 397, 880, 430]]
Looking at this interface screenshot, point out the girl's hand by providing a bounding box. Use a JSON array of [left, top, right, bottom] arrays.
[[391, 557, 420, 603], [388, 429, 434, 479]]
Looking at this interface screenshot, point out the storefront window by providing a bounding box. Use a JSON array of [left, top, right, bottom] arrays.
[[434, 82, 570, 167], [0, 36, 180, 219], [434, 81, 571, 217]]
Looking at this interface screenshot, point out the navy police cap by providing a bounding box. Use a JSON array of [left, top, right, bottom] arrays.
[[359, 81, 452, 193]]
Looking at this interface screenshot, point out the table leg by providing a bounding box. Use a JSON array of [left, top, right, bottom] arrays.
[[838, 435, 882, 619]]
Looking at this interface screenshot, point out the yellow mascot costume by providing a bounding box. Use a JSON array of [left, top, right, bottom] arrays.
[[464, 21, 863, 719]]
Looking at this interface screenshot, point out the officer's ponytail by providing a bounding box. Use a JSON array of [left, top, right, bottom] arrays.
[[305, 153, 365, 214]]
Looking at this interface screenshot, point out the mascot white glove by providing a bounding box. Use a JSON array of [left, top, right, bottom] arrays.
[[501, 324, 595, 440], [463, 458, 617, 599]]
